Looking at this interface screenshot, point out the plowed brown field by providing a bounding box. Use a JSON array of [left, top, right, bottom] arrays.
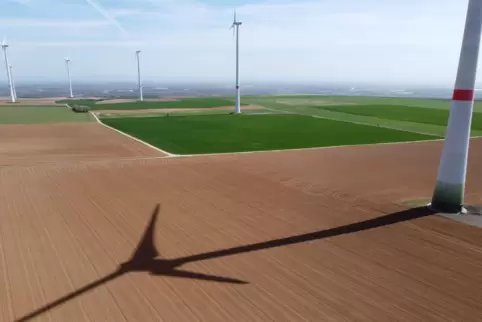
[[1, 121, 482, 321], [0, 123, 162, 167]]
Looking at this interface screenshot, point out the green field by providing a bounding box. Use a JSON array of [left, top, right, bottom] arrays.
[[248, 94, 482, 110], [0, 106, 93, 124], [56, 97, 243, 111], [242, 95, 482, 137], [318, 105, 482, 130], [56, 99, 103, 105], [99, 110, 232, 119], [102, 114, 438, 155], [98, 108, 274, 119], [91, 98, 242, 111]]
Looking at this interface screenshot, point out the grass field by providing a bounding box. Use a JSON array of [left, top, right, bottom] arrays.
[[97, 108, 276, 119], [56, 99, 103, 105], [242, 95, 482, 137], [251, 94, 482, 110], [90, 98, 243, 111], [102, 114, 438, 155], [319, 105, 482, 130], [0, 106, 93, 124], [57, 97, 243, 111]]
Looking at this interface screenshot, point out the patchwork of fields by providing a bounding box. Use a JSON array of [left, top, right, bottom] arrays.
[[6, 95, 482, 155], [93, 95, 482, 155], [57, 97, 245, 110], [2, 96, 482, 321], [242, 95, 482, 137]]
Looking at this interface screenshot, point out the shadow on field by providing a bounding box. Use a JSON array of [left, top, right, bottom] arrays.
[[16, 204, 434, 321]]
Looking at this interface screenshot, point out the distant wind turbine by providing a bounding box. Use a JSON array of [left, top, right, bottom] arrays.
[[9, 65, 17, 101], [230, 10, 242, 114], [1, 38, 16, 103], [136, 50, 144, 102], [65, 57, 73, 98]]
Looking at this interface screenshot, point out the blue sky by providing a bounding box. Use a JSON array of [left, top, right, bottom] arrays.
[[0, 0, 475, 85]]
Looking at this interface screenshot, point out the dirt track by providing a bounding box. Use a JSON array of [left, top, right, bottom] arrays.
[[1, 122, 482, 321]]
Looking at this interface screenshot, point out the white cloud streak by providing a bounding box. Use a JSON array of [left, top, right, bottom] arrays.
[[0, 19, 110, 28], [14, 40, 143, 47], [85, 0, 129, 35], [2, 0, 473, 85], [7, 0, 32, 6]]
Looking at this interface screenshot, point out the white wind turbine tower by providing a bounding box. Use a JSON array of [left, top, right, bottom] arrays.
[[135, 50, 144, 102], [65, 57, 73, 98], [2, 38, 16, 103], [9, 65, 17, 101], [230, 10, 242, 114], [430, 0, 482, 213]]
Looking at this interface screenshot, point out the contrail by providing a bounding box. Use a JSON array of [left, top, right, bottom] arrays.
[[85, 0, 129, 35]]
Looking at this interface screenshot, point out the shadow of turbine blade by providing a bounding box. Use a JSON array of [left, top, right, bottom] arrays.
[[16, 205, 432, 321], [15, 203, 246, 322]]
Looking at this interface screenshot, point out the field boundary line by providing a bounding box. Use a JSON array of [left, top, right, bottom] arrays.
[[261, 106, 443, 137], [173, 137, 452, 158], [175, 134, 482, 158], [89, 109, 482, 160], [0, 155, 171, 170], [90, 112, 177, 157]]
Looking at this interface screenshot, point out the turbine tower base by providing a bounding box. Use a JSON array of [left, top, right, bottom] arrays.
[[430, 181, 464, 213]]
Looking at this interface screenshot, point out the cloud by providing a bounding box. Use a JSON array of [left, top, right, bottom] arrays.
[[14, 40, 143, 47], [7, 0, 32, 5], [110, 9, 145, 18], [1, 0, 472, 85], [0, 19, 110, 28], [84, 0, 129, 35]]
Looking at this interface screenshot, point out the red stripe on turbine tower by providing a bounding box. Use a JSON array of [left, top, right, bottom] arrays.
[[431, 0, 482, 213], [452, 89, 475, 101]]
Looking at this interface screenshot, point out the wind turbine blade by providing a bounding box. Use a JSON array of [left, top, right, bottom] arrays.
[[230, 9, 236, 29]]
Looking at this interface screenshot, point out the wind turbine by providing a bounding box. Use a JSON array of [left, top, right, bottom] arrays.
[[430, 0, 482, 213], [135, 50, 144, 102], [230, 10, 242, 114], [65, 57, 73, 98], [1, 38, 16, 103], [9, 65, 17, 101]]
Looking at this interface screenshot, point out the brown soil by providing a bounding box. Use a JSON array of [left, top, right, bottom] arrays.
[[0, 123, 162, 167], [94, 105, 264, 115], [1, 122, 482, 321]]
